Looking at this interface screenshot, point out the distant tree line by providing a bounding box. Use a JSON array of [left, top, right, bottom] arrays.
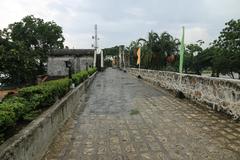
[[0, 15, 64, 85], [104, 19, 240, 79]]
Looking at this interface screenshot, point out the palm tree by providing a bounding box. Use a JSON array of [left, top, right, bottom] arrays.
[[129, 31, 179, 69]]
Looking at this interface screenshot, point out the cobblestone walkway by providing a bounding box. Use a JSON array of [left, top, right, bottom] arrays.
[[43, 68, 240, 160]]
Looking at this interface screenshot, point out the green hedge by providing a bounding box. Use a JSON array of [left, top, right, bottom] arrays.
[[18, 78, 71, 109], [0, 97, 30, 119], [88, 67, 97, 76], [72, 70, 88, 85], [72, 67, 96, 85], [0, 68, 96, 142], [0, 111, 16, 133]]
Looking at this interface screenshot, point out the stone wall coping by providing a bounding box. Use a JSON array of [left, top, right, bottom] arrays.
[[131, 68, 240, 84]]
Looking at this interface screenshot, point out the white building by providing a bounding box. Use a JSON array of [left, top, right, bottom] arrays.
[[47, 49, 94, 77]]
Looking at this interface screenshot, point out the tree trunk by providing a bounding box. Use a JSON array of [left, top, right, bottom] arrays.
[[229, 72, 234, 79], [184, 67, 188, 74], [211, 67, 215, 77]]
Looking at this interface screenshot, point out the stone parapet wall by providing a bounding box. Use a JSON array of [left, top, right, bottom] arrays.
[[0, 72, 97, 160], [128, 68, 240, 119]]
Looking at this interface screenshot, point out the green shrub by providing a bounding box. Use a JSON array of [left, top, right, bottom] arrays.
[[0, 97, 30, 119], [23, 110, 42, 121], [88, 67, 97, 76], [18, 78, 71, 109], [72, 70, 89, 85], [0, 110, 16, 132], [0, 68, 96, 143]]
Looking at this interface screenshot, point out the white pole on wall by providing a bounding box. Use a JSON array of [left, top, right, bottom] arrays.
[[94, 24, 98, 50], [92, 24, 98, 68], [123, 47, 126, 71], [101, 50, 104, 68], [119, 47, 122, 69], [93, 50, 96, 67]]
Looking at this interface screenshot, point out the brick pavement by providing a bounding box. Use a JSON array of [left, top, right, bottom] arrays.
[[42, 68, 240, 160]]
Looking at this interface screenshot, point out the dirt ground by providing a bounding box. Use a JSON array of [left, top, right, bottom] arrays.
[[0, 89, 18, 101]]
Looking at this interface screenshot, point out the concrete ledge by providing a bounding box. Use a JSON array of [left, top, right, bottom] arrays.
[[0, 72, 97, 160], [128, 68, 240, 120]]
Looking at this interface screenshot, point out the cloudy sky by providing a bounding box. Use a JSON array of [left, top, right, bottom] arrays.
[[0, 0, 239, 48]]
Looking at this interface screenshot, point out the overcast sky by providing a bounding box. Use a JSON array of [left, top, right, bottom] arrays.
[[1, 0, 240, 48]]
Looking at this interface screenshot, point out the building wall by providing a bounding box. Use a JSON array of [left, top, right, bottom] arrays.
[[47, 57, 70, 76], [47, 56, 93, 76], [128, 68, 240, 120], [78, 57, 94, 71]]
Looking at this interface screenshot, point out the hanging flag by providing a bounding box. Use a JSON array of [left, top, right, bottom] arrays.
[[179, 27, 185, 74], [136, 47, 141, 65]]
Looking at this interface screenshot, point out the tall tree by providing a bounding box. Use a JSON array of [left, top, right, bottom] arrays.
[[214, 19, 240, 78], [0, 15, 65, 85], [7, 15, 64, 73], [137, 31, 179, 69], [184, 40, 204, 74]]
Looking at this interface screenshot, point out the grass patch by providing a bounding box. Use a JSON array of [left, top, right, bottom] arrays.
[[130, 109, 140, 115]]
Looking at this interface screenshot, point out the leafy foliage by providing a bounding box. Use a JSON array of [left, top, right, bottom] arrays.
[[0, 68, 96, 143], [183, 20, 240, 78], [212, 19, 240, 78], [72, 70, 89, 85], [0, 15, 65, 85], [126, 19, 240, 78], [72, 68, 96, 85], [128, 31, 180, 69], [87, 67, 97, 76], [0, 111, 17, 132], [0, 97, 30, 119], [102, 46, 119, 57], [18, 78, 71, 109], [184, 41, 204, 74]]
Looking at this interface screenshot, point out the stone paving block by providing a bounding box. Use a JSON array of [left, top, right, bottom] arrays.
[[42, 69, 240, 160]]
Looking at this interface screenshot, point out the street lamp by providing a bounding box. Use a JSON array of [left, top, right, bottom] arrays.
[[65, 60, 72, 79], [86, 62, 89, 71]]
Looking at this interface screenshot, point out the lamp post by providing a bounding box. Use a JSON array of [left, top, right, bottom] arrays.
[[86, 62, 89, 71], [65, 60, 75, 89], [65, 60, 72, 79]]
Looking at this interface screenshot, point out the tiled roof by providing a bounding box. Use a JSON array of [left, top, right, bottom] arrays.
[[49, 49, 94, 57]]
